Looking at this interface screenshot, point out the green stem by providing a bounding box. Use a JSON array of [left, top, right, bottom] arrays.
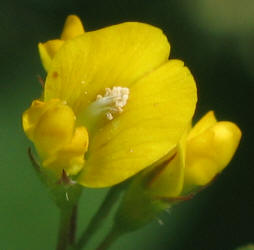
[[75, 182, 126, 250], [96, 228, 122, 250], [70, 205, 78, 244], [56, 205, 77, 250]]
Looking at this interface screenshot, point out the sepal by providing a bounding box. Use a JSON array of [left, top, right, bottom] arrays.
[[28, 148, 82, 209], [114, 174, 169, 232]]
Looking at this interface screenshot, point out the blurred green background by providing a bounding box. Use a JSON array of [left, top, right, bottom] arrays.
[[1, 0, 253, 249]]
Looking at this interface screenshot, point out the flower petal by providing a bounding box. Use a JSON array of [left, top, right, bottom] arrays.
[[210, 121, 242, 171], [185, 120, 241, 186], [38, 40, 64, 71], [188, 110, 217, 140], [22, 99, 48, 140], [44, 22, 170, 112], [78, 60, 197, 187], [147, 135, 187, 198], [43, 126, 89, 176], [38, 15, 85, 72], [60, 15, 85, 40], [32, 100, 76, 158]]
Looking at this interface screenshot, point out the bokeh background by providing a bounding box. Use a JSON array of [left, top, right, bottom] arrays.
[[1, 0, 253, 249]]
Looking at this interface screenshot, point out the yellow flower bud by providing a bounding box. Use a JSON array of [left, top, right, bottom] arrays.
[[184, 111, 242, 187], [22, 99, 89, 176], [113, 111, 241, 235], [144, 111, 241, 198]]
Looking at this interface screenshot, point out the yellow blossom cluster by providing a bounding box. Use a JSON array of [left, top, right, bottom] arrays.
[[22, 15, 241, 194]]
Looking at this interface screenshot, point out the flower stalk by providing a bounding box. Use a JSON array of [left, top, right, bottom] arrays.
[[96, 228, 123, 250], [51, 179, 82, 250], [76, 182, 127, 250], [57, 205, 77, 250]]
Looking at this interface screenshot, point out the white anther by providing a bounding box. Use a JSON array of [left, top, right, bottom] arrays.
[[96, 86, 130, 120], [96, 94, 103, 100], [104, 87, 129, 110], [106, 112, 114, 120]]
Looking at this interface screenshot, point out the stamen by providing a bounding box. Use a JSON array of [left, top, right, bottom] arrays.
[[96, 86, 130, 120], [106, 112, 114, 120], [77, 86, 130, 134]]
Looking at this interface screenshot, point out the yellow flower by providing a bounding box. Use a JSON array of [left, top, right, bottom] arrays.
[[23, 15, 197, 187], [148, 111, 242, 197]]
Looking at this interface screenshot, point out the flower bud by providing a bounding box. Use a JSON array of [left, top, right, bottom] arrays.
[[113, 111, 241, 232], [147, 111, 242, 195], [184, 111, 242, 188], [22, 99, 89, 176]]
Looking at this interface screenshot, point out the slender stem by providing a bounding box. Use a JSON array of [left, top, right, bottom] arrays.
[[75, 182, 126, 250], [70, 205, 78, 245], [96, 228, 122, 250], [56, 205, 77, 250]]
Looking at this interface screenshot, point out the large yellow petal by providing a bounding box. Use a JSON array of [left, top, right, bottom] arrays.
[[44, 22, 170, 113], [78, 60, 197, 187]]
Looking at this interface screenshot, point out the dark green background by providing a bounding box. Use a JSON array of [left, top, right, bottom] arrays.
[[1, 0, 253, 249]]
